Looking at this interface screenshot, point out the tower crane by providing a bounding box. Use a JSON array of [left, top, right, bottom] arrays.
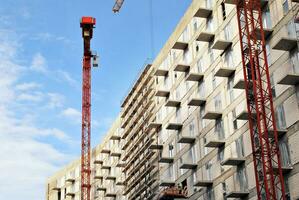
[[111, 0, 292, 199], [80, 16, 98, 200]]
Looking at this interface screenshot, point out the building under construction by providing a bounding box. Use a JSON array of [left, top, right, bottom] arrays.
[[46, 0, 299, 199]]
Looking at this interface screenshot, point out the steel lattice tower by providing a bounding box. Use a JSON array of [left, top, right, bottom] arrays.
[[235, 0, 286, 199], [80, 16, 96, 200]]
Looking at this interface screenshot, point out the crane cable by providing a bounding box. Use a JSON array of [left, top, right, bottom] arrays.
[[149, 0, 155, 61]]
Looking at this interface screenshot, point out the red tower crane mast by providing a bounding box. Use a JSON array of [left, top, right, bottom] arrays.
[[235, 0, 286, 199], [80, 16, 97, 200]]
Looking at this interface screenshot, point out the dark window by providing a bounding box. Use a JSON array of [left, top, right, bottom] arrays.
[[221, 2, 226, 20]]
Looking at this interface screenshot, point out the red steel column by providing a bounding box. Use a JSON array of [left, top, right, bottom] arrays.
[[235, 0, 286, 199], [80, 17, 95, 200]]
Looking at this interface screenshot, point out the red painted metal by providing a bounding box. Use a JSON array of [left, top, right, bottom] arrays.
[[80, 16, 96, 200], [235, 0, 286, 199]]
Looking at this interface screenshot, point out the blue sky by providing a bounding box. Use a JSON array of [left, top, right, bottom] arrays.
[[0, 0, 191, 199]]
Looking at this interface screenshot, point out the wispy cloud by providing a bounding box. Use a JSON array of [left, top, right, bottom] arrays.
[[61, 107, 81, 124], [15, 82, 42, 91], [30, 53, 48, 74], [31, 32, 72, 44], [0, 25, 74, 200]]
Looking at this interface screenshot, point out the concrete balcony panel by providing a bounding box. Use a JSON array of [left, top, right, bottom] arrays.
[[187, 98, 206, 106], [178, 136, 196, 144], [197, 31, 215, 42], [180, 163, 197, 169], [202, 111, 222, 120], [173, 41, 188, 50], [111, 151, 121, 157], [186, 72, 204, 81], [268, 129, 287, 138], [212, 39, 232, 51], [221, 157, 246, 166], [106, 175, 117, 180], [194, 180, 213, 187], [215, 67, 235, 77], [278, 74, 299, 85], [272, 37, 297, 51], [105, 192, 116, 197], [194, 7, 212, 18], [273, 165, 293, 174], [97, 185, 106, 191], [154, 68, 169, 76], [65, 177, 75, 183], [159, 157, 174, 163], [174, 63, 190, 72], [236, 111, 256, 120], [101, 149, 110, 154], [148, 122, 162, 129], [149, 144, 163, 150], [155, 90, 170, 97], [254, 28, 273, 40], [159, 180, 175, 187], [166, 122, 183, 130], [165, 99, 181, 107], [204, 140, 225, 148], [225, 191, 249, 198], [110, 135, 121, 140]]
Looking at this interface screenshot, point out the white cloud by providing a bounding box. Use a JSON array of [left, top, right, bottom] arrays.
[[0, 27, 74, 200], [16, 82, 41, 91], [30, 53, 48, 73], [61, 107, 81, 123], [47, 93, 65, 108], [56, 69, 79, 87]]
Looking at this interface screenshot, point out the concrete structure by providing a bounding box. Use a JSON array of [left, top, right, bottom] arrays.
[[46, 0, 299, 199], [46, 117, 125, 200]]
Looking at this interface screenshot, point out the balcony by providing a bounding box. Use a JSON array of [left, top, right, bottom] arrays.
[[159, 156, 174, 163], [100, 148, 110, 154], [97, 185, 106, 191], [226, 191, 249, 198], [268, 129, 287, 138], [178, 134, 196, 144], [215, 67, 235, 77], [253, 28, 273, 40], [159, 180, 175, 187], [186, 72, 204, 81], [212, 39, 232, 51], [273, 37, 297, 51], [165, 99, 181, 107], [172, 41, 188, 50], [148, 122, 162, 129], [101, 163, 111, 170], [194, 180, 213, 187], [194, 7, 212, 18], [65, 176, 75, 183], [221, 157, 246, 166], [203, 111, 222, 120], [105, 191, 117, 198], [197, 31, 215, 42], [106, 174, 117, 180], [205, 139, 225, 148], [273, 165, 293, 174], [116, 161, 126, 168], [111, 150, 121, 157], [236, 110, 256, 120], [66, 187, 75, 197], [187, 98, 206, 106], [174, 63, 190, 72], [149, 144, 163, 150], [154, 68, 168, 76], [180, 163, 197, 169], [233, 78, 253, 89], [166, 122, 183, 130], [155, 89, 170, 97], [278, 74, 299, 85]]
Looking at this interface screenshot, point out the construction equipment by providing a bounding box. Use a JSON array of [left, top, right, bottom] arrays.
[[113, 0, 124, 13], [235, 0, 286, 199], [80, 16, 97, 200]]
